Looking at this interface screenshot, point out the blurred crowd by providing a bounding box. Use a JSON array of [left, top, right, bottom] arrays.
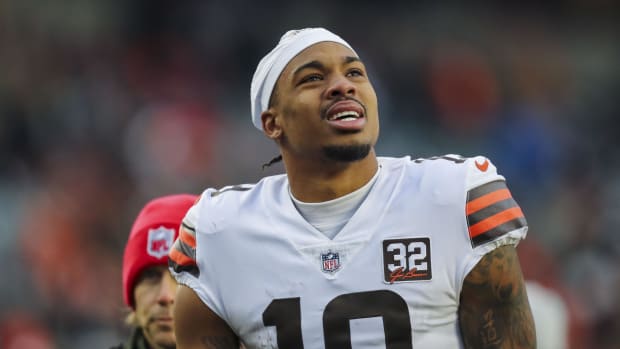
[[0, 1, 618, 348]]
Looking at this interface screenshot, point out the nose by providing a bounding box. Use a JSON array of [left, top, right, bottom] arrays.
[[325, 74, 356, 99], [157, 272, 177, 305]]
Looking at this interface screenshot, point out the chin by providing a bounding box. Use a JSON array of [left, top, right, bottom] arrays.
[[153, 335, 176, 349], [322, 143, 371, 162], [148, 326, 176, 348]]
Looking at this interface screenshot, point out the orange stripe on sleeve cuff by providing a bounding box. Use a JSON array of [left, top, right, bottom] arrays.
[[466, 189, 512, 215], [179, 227, 196, 248], [468, 206, 525, 238], [169, 246, 196, 266]]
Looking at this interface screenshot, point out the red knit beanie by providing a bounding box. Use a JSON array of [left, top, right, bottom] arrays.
[[122, 194, 199, 308]]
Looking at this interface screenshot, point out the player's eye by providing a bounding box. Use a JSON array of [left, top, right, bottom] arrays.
[[347, 68, 364, 77], [299, 73, 323, 84]]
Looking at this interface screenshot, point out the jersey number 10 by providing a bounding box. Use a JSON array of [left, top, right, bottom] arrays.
[[263, 290, 412, 348]]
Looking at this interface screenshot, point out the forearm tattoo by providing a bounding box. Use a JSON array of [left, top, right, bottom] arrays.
[[459, 246, 536, 348]]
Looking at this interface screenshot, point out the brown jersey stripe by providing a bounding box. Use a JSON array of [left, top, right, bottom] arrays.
[[174, 238, 196, 260], [168, 258, 200, 278], [181, 221, 196, 233], [466, 189, 512, 215], [467, 180, 507, 202], [169, 242, 196, 266], [467, 197, 519, 226], [471, 216, 528, 247], [169, 247, 199, 277], [179, 227, 196, 249], [468, 206, 525, 238]]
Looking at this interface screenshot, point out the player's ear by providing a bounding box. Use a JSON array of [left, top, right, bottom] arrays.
[[262, 109, 282, 140]]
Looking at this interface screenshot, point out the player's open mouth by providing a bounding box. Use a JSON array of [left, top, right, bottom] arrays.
[[328, 110, 361, 121], [324, 100, 366, 131]]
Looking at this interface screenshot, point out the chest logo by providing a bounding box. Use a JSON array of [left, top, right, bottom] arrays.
[[382, 237, 432, 283], [321, 251, 341, 273]]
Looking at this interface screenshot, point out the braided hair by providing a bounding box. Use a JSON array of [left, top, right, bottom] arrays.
[[262, 155, 283, 170]]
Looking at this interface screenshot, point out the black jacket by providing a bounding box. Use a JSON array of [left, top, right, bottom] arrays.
[[110, 327, 151, 349]]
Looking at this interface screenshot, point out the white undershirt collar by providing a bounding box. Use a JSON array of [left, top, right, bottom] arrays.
[[290, 166, 381, 239]]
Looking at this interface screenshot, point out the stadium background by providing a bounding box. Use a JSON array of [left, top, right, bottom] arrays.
[[0, 1, 618, 348]]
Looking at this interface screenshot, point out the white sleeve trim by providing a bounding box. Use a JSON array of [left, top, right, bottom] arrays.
[[459, 226, 529, 294], [172, 270, 228, 321]]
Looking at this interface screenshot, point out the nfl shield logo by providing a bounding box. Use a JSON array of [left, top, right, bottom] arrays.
[[147, 226, 175, 259], [321, 251, 341, 273]]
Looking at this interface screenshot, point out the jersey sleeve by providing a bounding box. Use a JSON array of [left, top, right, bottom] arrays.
[[168, 200, 200, 278], [464, 156, 528, 252], [168, 189, 211, 298], [168, 189, 230, 322]]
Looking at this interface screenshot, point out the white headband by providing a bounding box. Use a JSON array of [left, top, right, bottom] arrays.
[[250, 28, 357, 130]]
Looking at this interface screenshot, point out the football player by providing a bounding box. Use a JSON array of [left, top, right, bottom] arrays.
[[170, 28, 535, 349]]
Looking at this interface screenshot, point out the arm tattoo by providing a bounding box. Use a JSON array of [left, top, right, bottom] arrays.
[[200, 336, 239, 349], [459, 245, 536, 348]]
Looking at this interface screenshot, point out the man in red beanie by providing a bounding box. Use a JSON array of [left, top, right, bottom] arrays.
[[112, 194, 198, 349]]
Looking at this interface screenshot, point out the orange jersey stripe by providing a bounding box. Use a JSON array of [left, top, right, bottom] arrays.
[[466, 189, 512, 215], [468, 206, 525, 238], [169, 246, 196, 266], [179, 227, 196, 248]]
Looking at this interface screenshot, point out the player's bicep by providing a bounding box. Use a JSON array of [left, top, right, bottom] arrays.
[[458, 245, 536, 349], [175, 285, 240, 349]]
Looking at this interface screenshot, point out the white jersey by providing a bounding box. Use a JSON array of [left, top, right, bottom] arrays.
[[170, 155, 528, 349]]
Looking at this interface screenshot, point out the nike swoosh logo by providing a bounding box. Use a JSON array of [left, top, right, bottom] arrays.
[[475, 159, 489, 172]]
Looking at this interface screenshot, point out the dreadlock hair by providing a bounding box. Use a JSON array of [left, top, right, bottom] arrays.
[[262, 155, 282, 170], [261, 84, 283, 171]]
